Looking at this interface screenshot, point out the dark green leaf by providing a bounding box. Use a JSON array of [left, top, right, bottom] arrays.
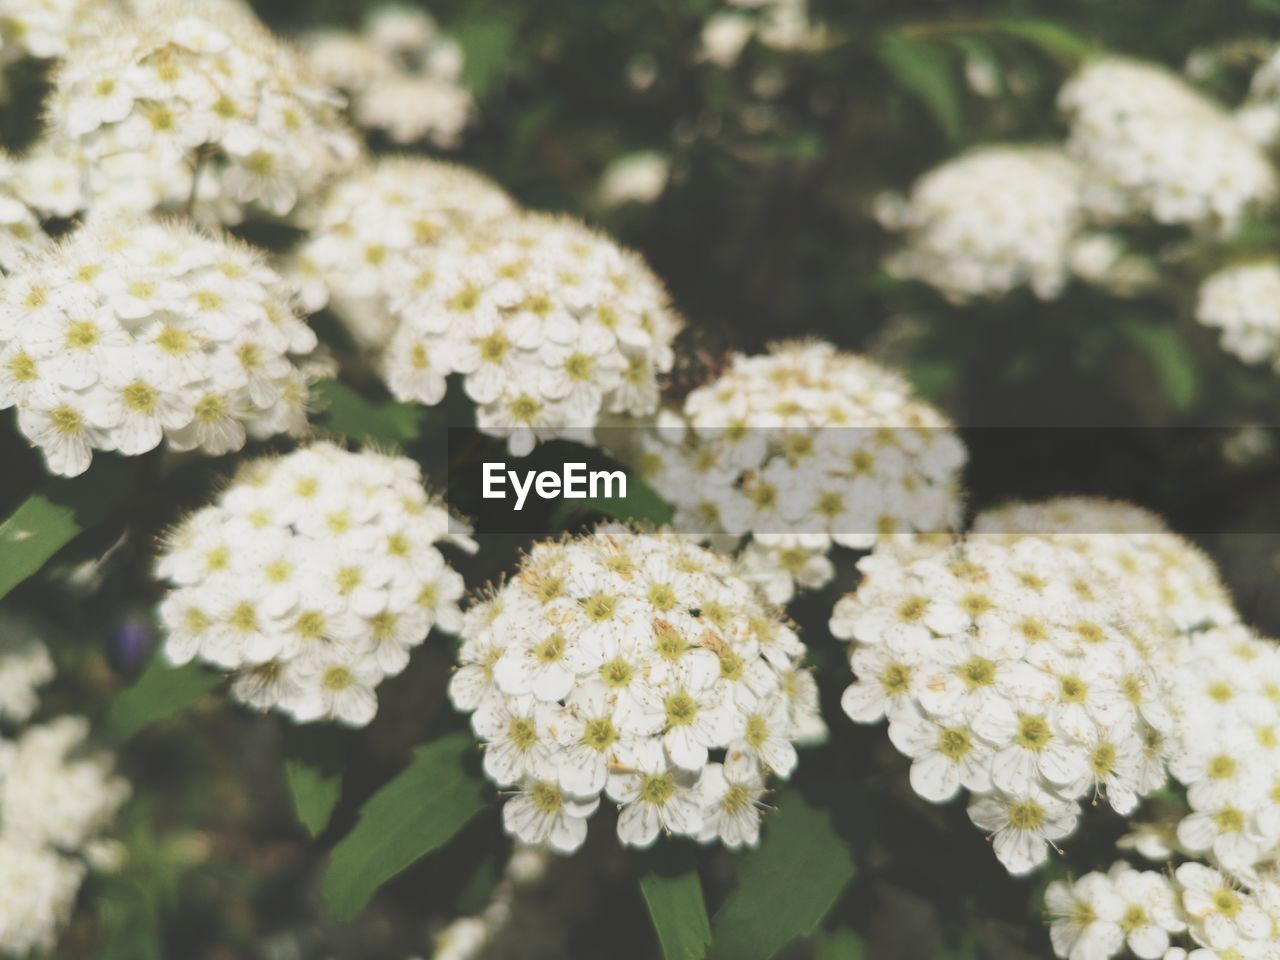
[[640, 868, 712, 960], [993, 18, 1096, 65], [106, 655, 222, 741], [286, 758, 342, 838], [814, 928, 867, 960], [0, 458, 138, 601], [95, 876, 163, 960], [1117, 320, 1199, 411], [454, 15, 518, 99], [313, 378, 426, 448], [708, 790, 856, 960], [877, 33, 964, 141], [323, 732, 489, 922]]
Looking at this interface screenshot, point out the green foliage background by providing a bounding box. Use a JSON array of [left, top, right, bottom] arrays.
[[6, 1, 1280, 958]]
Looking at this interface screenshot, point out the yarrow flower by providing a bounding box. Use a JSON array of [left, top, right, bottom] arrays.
[[1059, 57, 1277, 233], [154, 443, 475, 727], [0, 216, 324, 477], [450, 526, 817, 853], [879, 146, 1087, 302], [291, 156, 516, 348], [47, 2, 360, 225], [381, 212, 683, 455], [302, 5, 473, 148], [0, 716, 130, 957], [1195, 261, 1280, 368], [631, 341, 965, 604], [831, 528, 1173, 875]]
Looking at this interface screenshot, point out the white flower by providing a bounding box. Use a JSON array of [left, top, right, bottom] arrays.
[[0, 216, 323, 477], [0, 626, 55, 724], [1045, 872, 1125, 960], [154, 443, 474, 727], [453, 527, 812, 852], [1196, 262, 1280, 369], [967, 787, 1079, 876]]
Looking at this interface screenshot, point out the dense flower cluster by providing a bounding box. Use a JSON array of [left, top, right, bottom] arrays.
[[879, 146, 1086, 302], [0, 152, 48, 270], [1060, 58, 1277, 232], [0, 630, 54, 725], [291, 156, 516, 348], [302, 5, 472, 147], [1046, 861, 1280, 960], [831, 529, 1173, 875], [450, 527, 818, 852], [632, 341, 965, 603], [1236, 43, 1280, 150], [0, 716, 129, 957], [0, 217, 322, 476], [381, 212, 683, 454], [0, 0, 111, 73], [971, 497, 1237, 639], [155, 443, 475, 726], [1195, 260, 1280, 368], [48, 3, 360, 224]]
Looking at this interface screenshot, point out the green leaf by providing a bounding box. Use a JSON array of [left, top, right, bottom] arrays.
[[877, 33, 964, 141], [708, 790, 856, 960], [0, 458, 138, 601], [313, 378, 426, 448], [454, 14, 518, 99], [286, 758, 342, 838], [323, 732, 489, 922], [106, 655, 222, 741], [993, 18, 1095, 65], [640, 867, 712, 960], [1117, 320, 1200, 411], [95, 875, 163, 960], [814, 928, 867, 960]]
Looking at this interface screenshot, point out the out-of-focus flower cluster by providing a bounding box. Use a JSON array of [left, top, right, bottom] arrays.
[[425, 846, 551, 960], [45, 1, 360, 225], [0, 636, 129, 958], [699, 0, 827, 69], [832, 497, 1241, 876], [884, 57, 1278, 303], [1196, 261, 1280, 369], [0, 0, 113, 77], [301, 5, 472, 148], [0, 216, 324, 477], [450, 527, 820, 853], [155, 443, 474, 727], [630, 341, 965, 604]]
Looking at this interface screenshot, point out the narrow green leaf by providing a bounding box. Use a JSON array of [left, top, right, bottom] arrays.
[[454, 15, 517, 99], [286, 758, 342, 838], [106, 655, 222, 741], [814, 928, 867, 960], [313, 378, 426, 448], [993, 17, 1095, 64], [323, 732, 489, 922], [640, 868, 712, 960], [0, 458, 137, 601], [708, 790, 856, 960], [877, 33, 964, 141], [1117, 320, 1200, 411]]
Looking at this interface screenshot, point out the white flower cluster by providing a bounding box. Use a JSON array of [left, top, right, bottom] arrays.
[[302, 5, 473, 148], [1235, 44, 1280, 151], [699, 0, 826, 68], [0, 716, 130, 957], [0, 153, 48, 271], [48, 2, 360, 224], [155, 443, 475, 727], [1046, 862, 1280, 960], [291, 156, 516, 349], [0, 0, 113, 73], [879, 146, 1086, 302], [1060, 58, 1277, 232], [831, 529, 1174, 876], [0, 216, 322, 477], [381, 212, 683, 455], [1195, 261, 1280, 368], [450, 527, 818, 853], [971, 497, 1237, 639], [633, 341, 965, 604], [0, 630, 54, 725]]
